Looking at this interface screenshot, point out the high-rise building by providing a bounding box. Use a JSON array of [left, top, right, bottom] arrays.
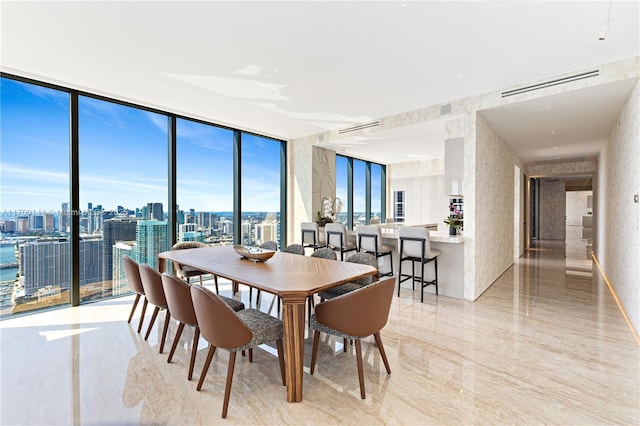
[[31, 214, 44, 230], [44, 213, 54, 232], [102, 218, 138, 290], [134, 220, 168, 270], [16, 216, 29, 233], [112, 241, 135, 296], [2, 220, 16, 233], [146, 202, 164, 221], [20, 237, 102, 297], [61, 202, 69, 232], [255, 221, 278, 246]]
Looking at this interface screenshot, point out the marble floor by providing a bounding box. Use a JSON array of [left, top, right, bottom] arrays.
[[1, 241, 638, 425]]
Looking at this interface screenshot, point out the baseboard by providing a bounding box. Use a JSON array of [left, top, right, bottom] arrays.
[[592, 253, 640, 346]]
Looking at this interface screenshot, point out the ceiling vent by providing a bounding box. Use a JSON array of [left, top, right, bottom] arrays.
[[440, 103, 452, 116], [501, 70, 599, 98], [338, 121, 380, 134]]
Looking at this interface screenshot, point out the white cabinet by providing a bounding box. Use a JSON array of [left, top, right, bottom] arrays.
[[390, 176, 449, 227], [445, 137, 464, 196]]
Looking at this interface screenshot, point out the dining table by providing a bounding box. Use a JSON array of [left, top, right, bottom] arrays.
[[157, 244, 378, 402]]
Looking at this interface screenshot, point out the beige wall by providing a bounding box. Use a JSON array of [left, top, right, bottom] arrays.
[[472, 113, 525, 299], [595, 80, 640, 334]]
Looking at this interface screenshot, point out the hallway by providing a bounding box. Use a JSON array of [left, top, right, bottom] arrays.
[[1, 241, 638, 425]]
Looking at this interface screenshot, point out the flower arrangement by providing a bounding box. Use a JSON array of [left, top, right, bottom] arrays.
[[444, 204, 463, 234], [316, 196, 343, 227]]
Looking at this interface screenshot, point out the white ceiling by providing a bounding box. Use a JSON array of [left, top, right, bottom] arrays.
[[1, 1, 639, 165]]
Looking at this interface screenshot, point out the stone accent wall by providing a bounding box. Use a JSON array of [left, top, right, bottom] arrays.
[[539, 179, 566, 240]]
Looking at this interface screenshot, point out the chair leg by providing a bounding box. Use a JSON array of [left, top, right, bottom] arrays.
[[198, 275, 203, 285], [435, 257, 439, 295], [310, 331, 321, 375], [159, 310, 171, 353], [188, 327, 200, 380], [411, 260, 416, 290], [221, 352, 237, 418], [388, 252, 393, 277], [127, 294, 141, 323], [248, 348, 253, 363], [397, 258, 403, 297], [197, 345, 217, 391], [343, 338, 348, 352], [144, 306, 160, 341], [214, 275, 219, 294], [373, 332, 391, 374], [355, 340, 366, 399], [276, 338, 286, 386], [420, 260, 425, 303], [167, 322, 185, 363], [137, 298, 148, 333]]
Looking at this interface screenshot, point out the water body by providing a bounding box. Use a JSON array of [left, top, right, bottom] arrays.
[[0, 245, 18, 283]]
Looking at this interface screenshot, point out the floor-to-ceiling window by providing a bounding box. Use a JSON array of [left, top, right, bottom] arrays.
[[335, 156, 349, 225], [0, 74, 286, 318], [176, 119, 234, 246], [78, 96, 168, 302], [240, 133, 284, 248], [353, 159, 366, 227], [0, 78, 71, 317], [371, 163, 383, 222], [336, 154, 385, 229]]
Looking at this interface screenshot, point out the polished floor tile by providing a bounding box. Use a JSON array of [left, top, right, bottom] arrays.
[[1, 240, 638, 425]]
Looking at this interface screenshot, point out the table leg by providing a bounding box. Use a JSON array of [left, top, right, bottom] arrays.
[[280, 294, 307, 402], [158, 258, 166, 273]]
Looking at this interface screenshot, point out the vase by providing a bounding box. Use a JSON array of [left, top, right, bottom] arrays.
[[449, 226, 457, 236]]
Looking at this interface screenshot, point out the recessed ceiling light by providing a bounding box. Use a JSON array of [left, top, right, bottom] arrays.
[[457, 73, 463, 78], [551, 131, 556, 134], [554, 146, 558, 149], [545, 105, 551, 109]]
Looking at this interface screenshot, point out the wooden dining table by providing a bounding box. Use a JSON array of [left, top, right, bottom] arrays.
[[157, 244, 377, 402]]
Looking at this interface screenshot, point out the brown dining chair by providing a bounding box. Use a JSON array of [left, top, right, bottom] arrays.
[[317, 252, 377, 301], [138, 263, 171, 353], [172, 241, 219, 293], [161, 273, 245, 381], [122, 255, 148, 333], [190, 284, 286, 418], [310, 247, 338, 260], [283, 243, 305, 255], [310, 277, 395, 399]]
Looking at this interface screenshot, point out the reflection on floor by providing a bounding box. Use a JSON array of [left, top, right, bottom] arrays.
[[1, 241, 638, 425], [565, 224, 593, 275]]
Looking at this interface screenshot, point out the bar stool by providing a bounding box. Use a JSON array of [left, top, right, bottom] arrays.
[[355, 224, 394, 277], [301, 222, 325, 251], [326, 222, 356, 260], [397, 227, 440, 302]]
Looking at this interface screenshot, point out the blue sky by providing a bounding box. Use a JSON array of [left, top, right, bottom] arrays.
[[1, 77, 282, 214]]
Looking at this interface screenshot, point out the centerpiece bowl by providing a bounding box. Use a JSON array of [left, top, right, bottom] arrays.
[[233, 245, 276, 262]]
